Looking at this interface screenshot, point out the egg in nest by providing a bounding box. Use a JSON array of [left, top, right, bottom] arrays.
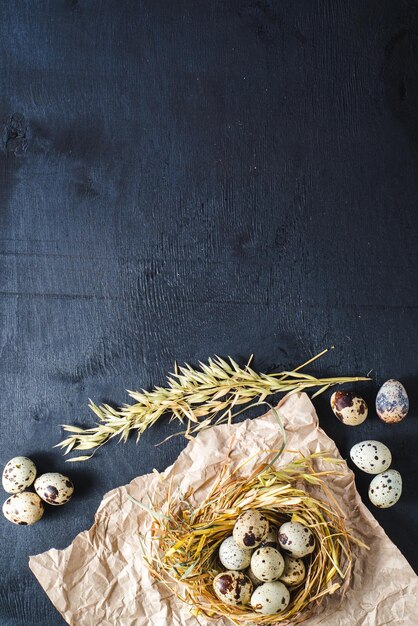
[[212, 570, 253, 606], [278, 521, 315, 558], [233, 510, 269, 549]]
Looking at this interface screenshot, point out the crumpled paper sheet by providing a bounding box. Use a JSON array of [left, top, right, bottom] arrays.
[[29, 393, 418, 625]]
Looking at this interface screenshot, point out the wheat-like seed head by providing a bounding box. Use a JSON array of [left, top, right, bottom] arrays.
[[55, 349, 369, 461]]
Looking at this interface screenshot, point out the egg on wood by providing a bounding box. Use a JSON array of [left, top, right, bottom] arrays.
[[330, 391, 368, 426], [212, 570, 253, 606], [233, 510, 269, 549], [279, 555, 306, 586], [219, 536, 252, 570], [250, 581, 290, 615], [250, 546, 285, 582], [3, 492, 44, 525], [350, 440, 392, 474], [34, 472, 74, 506], [278, 521, 315, 558], [2, 456, 37, 494], [376, 380, 409, 424], [368, 470, 402, 508]]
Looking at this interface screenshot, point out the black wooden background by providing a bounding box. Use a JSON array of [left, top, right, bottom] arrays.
[[1, 1, 417, 624]]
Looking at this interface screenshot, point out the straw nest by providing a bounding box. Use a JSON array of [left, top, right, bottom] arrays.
[[137, 447, 367, 625]]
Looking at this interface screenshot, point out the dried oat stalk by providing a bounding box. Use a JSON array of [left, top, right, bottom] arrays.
[[56, 348, 369, 461]]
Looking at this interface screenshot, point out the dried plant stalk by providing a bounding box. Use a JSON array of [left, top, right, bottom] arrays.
[[134, 450, 367, 625], [56, 348, 369, 461]]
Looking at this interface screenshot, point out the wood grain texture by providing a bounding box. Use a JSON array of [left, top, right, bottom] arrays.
[[0, 1, 418, 624]]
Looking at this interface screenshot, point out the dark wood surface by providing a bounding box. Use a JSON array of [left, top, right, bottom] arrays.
[[1, 1, 418, 624]]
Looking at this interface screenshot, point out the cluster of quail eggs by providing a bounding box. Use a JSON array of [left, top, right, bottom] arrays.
[[330, 379, 409, 427], [350, 441, 402, 508], [2, 456, 74, 525], [212, 510, 315, 615], [330, 379, 408, 510]]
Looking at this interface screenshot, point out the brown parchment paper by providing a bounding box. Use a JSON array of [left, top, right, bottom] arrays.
[[29, 393, 418, 625]]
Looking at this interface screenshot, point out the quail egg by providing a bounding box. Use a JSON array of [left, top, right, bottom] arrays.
[[376, 380, 409, 424], [368, 469, 402, 508], [350, 440, 392, 474], [34, 472, 74, 506], [3, 491, 44, 525], [250, 581, 290, 615], [251, 546, 285, 582], [212, 570, 253, 606], [219, 536, 252, 570], [233, 510, 269, 548], [279, 555, 306, 586], [330, 391, 368, 426], [278, 521, 315, 558], [261, 525, 279, 548], [2, 456, 37, 494], [246, 567, 263, 587]]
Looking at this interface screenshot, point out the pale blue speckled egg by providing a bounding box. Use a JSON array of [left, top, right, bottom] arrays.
[[376, 380, 409, 424]]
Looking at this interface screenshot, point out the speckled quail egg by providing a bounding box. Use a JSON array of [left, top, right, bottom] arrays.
[[219, 536, 252, 570], [278, 521, 315, 558], [279, 555, 306, 586], [2, 456, 37, 494], [246, 567, 263, 587], [250, 546, 285, 582], [350, 440, 392, 474], [233, 510, 269, 549], [250, 581, 290, 615], [368, 469, 402, 508], [34, 472, 74, 506], [3, 491, 44, 525], [376, 380, 409, 424], [330, 391, 368, 426], [212, 570, 253, 606], [261, 525, 279, 549]]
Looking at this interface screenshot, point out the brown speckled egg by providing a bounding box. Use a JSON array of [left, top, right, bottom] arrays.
[[212, 570, 253, 606], [376, 380, 409, 424], [251, 546, 285, 582], [34, 472, 74, 506], [233, 510, 269, 549], [3, 492, 44, 525], [246, 567, 263, 587], [250, 581, 290, 615], [260, 525, 279, 549], [2, 456, 37, 494], [350, 440, 392, 474], [278, 521, 315, 558], [330, 391, 368, 426], [219, 536, 252, 570], [279, 555, 306, 586], [368, 469, 402, 508]]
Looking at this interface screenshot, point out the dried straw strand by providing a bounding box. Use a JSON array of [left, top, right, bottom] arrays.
[[56, 349, 369, 461]]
